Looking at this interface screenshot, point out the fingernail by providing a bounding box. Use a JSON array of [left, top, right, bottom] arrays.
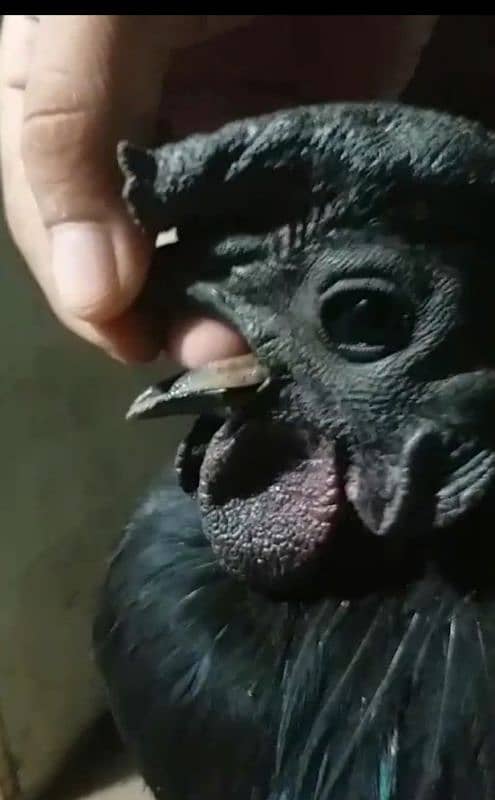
[[51, 222, 119, 320]]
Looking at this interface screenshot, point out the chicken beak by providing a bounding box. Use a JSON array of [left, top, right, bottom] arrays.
[[126, 353, 271, 420]]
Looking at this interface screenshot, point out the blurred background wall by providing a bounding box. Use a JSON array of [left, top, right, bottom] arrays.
[[0, 210, 188, 797]]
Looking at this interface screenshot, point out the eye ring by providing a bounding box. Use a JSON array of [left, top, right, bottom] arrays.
[[319, 278, 414, 363]]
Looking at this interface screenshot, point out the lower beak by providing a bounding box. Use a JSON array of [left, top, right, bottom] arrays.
[[126, 353, 270, 420]]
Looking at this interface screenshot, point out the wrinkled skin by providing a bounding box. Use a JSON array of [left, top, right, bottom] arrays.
[[95, 104, 495, 800]]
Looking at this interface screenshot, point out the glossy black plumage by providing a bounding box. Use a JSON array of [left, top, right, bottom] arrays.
[[95, 481, 495, 800]]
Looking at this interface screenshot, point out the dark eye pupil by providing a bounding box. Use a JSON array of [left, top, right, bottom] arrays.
[[349, 297, 389, 344], [321, 289, 411, 357]]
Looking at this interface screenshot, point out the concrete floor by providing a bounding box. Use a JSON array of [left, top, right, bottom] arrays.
[[41, 717, 152, 800]]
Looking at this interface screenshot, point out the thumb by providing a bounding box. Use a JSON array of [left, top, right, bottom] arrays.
[[22, 15, 168, 322], [21, 15, 253, 325]]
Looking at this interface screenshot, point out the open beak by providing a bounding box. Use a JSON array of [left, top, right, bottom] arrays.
[[127, 353, 271, 420]]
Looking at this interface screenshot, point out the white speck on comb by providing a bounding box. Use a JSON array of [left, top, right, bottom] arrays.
[[156, 228, 179, 248]]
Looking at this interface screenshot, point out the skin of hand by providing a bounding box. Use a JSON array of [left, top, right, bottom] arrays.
[[0, 14, 437, 367]]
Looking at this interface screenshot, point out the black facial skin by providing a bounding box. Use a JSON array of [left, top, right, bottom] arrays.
[[94, 104, 495, 800]]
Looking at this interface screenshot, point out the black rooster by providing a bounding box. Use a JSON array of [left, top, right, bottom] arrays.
[[94, 103, 495, 800]]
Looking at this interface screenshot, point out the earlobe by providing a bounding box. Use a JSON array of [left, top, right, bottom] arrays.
[[417, 371, 495, 528], [435, 448, 495, 529], [346, 424, 442, 540], [378, 424, 442, 538]]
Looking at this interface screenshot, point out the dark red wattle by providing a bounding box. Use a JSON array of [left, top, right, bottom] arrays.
[[197, 418, 344, 591]]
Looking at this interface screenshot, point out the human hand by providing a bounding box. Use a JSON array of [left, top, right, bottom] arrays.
[[0, 15, 437, 366]]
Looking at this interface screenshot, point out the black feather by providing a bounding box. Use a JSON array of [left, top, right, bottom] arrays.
[[95, 480, 495, 800]]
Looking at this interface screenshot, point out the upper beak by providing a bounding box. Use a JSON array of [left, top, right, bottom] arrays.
[[127, 353, 270, 420]]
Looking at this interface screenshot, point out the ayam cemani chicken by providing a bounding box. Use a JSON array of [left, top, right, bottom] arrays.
[[94, 102, 495, 800]]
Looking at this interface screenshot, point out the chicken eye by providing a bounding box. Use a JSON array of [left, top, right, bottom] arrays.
[[320, 283, 413, 362]]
